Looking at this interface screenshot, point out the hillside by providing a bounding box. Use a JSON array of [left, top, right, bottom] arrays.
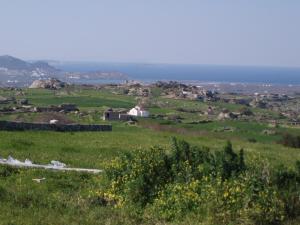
[[0, 55, 61, 86], [0, 56, 128, 86], [0, 55, 59, 72], [0, 55, 32, 70]]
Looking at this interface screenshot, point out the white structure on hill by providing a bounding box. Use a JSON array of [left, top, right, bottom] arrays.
[[128, 106, 150, 117]]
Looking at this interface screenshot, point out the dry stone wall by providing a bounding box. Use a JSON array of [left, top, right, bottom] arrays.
[[0, 121, 112, 132]]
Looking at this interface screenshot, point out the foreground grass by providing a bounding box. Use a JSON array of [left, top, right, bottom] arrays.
[[0, 126, 299, 224]]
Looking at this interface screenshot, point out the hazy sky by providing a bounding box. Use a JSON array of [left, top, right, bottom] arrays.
[[1, 0, 300, 67]]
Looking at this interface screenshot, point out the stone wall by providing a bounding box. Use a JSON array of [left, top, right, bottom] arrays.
[[0, 121, 112, 132], [103, 111, 133, 121]]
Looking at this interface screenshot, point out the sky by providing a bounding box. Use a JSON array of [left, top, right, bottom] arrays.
[[0, 0, 300, 67]]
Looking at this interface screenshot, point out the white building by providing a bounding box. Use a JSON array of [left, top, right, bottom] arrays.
[[49, 119, 59, 124], [128, 106, 150, 117]]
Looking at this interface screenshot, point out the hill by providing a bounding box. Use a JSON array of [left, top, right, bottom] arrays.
[[0, 55, 61, 86], [0, 55, 32, 70], [0, 55, 59, 72]]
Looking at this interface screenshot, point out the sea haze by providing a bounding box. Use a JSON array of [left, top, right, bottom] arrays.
[[52, 62, 300, 85]]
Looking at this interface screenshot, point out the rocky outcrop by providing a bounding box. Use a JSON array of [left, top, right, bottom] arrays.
[[0, 96, 15, 104], [218, 109, 238, 120], [29, 78, 67, 89]]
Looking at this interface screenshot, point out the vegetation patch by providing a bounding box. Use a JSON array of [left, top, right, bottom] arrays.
[[280, 133, 300, 148], [10, 139, 35, 150], [99, 139, 300, 224]]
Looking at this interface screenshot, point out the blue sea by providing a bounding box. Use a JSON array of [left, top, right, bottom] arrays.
[[53, 62, 300, 85]]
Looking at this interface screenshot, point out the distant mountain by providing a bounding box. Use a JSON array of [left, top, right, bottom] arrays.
[[0, 55, 62, 87], [31, 61, 60, 73], [0, 55, 32, 70], [0, 55, 128, 87], [0, 55, 59, 72]]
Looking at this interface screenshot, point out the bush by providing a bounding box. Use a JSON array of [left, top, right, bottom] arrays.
[[100, 139, 300, 224], [0, 165, 20, 177], [273, 164, 300, 218], [248, 138, 257, 143], [280, 133, 300, 148], [151, 172, 285, 224]]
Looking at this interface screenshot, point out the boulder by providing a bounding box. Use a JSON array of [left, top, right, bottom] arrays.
[[29, 78, 67, 90]]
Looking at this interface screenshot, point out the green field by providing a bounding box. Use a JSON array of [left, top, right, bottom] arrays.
[[0, 88, 299, 225]]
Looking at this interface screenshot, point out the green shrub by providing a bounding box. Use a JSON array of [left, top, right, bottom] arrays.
[[280, 133, 300, 148], [150, 172, 285, 224], [100, 139, 299, 224], [0, 165, 20, 177], [248, 138, 257, 143], [273, 164, 300, 218]]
